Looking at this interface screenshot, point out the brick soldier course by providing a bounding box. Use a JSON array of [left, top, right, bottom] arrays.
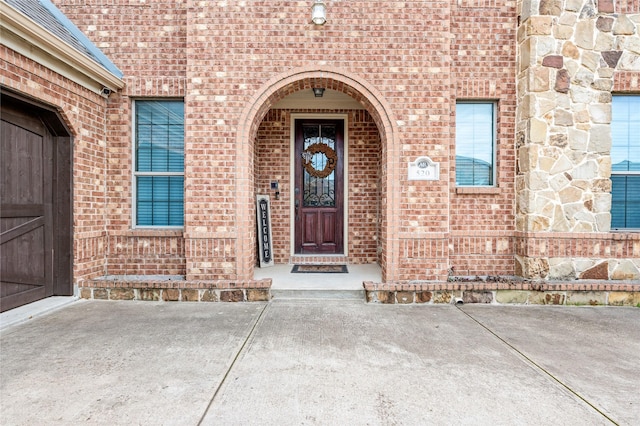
[[1, 0, 638, 306]]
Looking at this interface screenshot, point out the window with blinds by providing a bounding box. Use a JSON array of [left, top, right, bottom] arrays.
[[611, 96, 640, 230], [455, 102, 496, 186], [133, 100, 184, 227]]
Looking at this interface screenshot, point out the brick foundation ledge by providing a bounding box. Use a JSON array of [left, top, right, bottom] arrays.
[[77, 276, 272, 302], [363, 280, 640, 306]]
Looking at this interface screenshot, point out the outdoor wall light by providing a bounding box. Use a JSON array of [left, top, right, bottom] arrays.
[[311, 1, 327, 25], [312, 87, 325, 97]]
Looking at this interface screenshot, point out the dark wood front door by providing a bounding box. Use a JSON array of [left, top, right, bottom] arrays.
[[1, 95, 72, 312], [294, 119, 344, 254]]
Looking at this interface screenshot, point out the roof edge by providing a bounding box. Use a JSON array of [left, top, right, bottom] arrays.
[[1, 1, 124, 94], [38, 0, 123, 79]]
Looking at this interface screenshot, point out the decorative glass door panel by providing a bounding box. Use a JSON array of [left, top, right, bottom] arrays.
[[294, 119, 344, 254]]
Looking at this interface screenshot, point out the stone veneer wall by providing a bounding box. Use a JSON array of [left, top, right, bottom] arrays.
[[78, 278, 271, 302], [515, 0, 640, 280], [364, 280, 640, 305]]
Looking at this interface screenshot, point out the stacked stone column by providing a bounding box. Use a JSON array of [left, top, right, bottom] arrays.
[[516, 0, 640, 280]]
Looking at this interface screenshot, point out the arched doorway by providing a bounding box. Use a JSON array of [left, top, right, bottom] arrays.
[[235, 68, 399, 284], [1, 89, 73, 312]]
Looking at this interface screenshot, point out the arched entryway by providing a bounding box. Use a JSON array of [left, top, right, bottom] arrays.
[[0, 89, 73, 312], [235, 68, 399, 284]]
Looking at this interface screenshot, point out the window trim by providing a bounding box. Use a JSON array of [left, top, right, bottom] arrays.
[[610, 94, 640, 232], [131, 98, 185, 230], [454, 100, 497, 188]]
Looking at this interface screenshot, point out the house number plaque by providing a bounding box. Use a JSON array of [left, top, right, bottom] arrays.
[[408, 156, 440, 181], [256, 195, 274, 267]]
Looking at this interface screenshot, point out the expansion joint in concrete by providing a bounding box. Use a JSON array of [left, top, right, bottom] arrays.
[[197, 302, 270, 425], [456, 306, 619, 426]]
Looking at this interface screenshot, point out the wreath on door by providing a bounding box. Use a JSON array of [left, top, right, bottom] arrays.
[[302, 143, 337, 179]]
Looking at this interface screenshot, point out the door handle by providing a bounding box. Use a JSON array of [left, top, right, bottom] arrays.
[[295, 199, 299, 220]]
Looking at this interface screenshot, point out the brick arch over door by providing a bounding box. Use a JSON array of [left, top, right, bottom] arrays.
[[235, 67, 400, 282], [1, 89, 73, 312]]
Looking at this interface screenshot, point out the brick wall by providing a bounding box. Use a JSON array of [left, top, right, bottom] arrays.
[[256, 109, 290, 263], [107, 232, 185, 276], [348, 110, 382, 264], [1, 46, 109, 281], [55, 0, 187, 78], [53, 0, 189, 278], [447, 0, 518, 278], [40, 0, 640, 284]]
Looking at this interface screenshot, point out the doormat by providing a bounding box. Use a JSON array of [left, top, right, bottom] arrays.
[[291, 264, 348, 273]]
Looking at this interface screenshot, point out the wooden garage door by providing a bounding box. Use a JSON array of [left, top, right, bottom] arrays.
[[1, 96, 72, 312]]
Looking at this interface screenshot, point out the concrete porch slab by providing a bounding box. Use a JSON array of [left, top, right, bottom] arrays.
[[255, 263, 382, 291]]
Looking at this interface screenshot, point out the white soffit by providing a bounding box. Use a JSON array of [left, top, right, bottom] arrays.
[[272, 89, 365, 110]]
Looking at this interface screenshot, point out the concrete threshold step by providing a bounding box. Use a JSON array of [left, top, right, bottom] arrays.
[[271, 288, 365, 300]]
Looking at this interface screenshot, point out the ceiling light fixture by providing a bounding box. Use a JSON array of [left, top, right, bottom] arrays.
[[312, 87, 325, 97]]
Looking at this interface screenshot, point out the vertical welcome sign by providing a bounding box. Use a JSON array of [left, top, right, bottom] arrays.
[[256, 195, 274, 268]]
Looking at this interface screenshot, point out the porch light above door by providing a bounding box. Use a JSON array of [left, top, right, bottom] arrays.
[[312, 87, 325, 97], [311, 1, 327, 25]]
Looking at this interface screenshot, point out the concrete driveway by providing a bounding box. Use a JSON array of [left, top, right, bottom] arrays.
[[1, 300, 638, 425]]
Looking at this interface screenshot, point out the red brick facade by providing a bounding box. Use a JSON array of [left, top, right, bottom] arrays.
[[0, 45, 109, 282], [2, 0, 639, 302]]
